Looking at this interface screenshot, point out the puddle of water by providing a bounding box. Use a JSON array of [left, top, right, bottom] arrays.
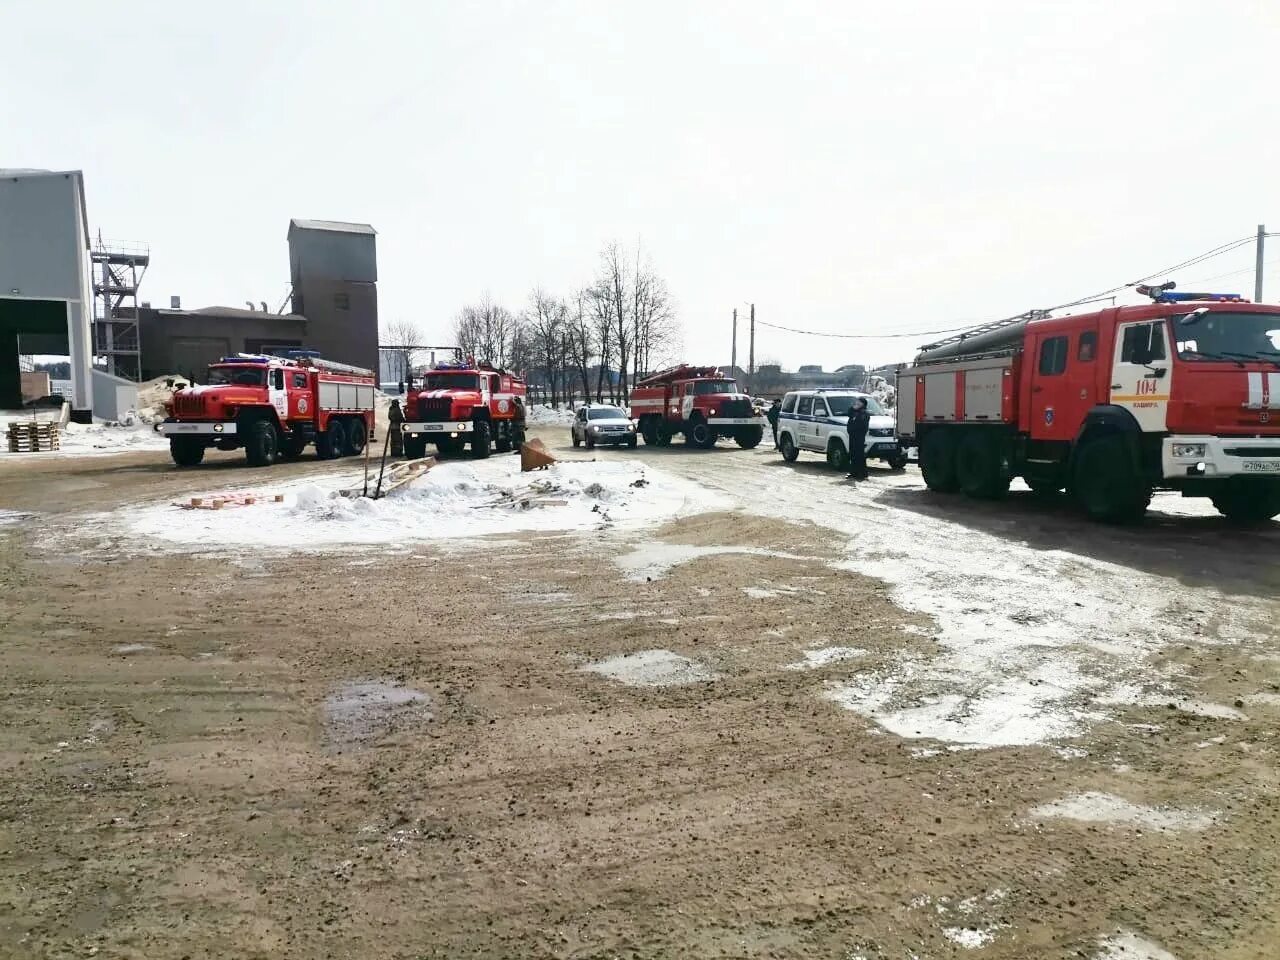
[[1029, 791, 1218, 831], [578, 649, 719, 687], [323, 680, 431, 750]]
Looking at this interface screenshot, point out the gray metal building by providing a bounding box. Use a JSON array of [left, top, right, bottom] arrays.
[[287, 220, 378, 373], [0, 169, 95, 418], [138, 306, 308, 382]]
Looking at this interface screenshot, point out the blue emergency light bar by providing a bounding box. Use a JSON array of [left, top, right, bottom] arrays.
[[215, 354, 272, 364], [279, 348, 322, 360], [1153, 291, 1244, 303], [431, 360, 473, 370]]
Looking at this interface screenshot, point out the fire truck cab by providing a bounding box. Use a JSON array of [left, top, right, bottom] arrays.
[[401, 360, 527, 459], [897, 286, 1280, 523]]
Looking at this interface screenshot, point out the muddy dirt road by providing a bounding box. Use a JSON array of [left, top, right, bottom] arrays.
[[0, 434, 1277, 959]]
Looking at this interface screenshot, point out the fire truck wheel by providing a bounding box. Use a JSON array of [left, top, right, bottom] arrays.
[[472, 421, 492, 459], [956, 431, 1009, 499], [169, 437, 205, 467], [688, 419, 717, 449], [920, 431, 960, 492], [347, 418, 368, 456], [244, 420, 279, 467], [736, 425, 764, 449], [404, 434, 427, 459], [1074, 434, 1151, 523], [780, 433, 799, 463], [1211, 479, 1280, 525], [641, 420, 659, 445]]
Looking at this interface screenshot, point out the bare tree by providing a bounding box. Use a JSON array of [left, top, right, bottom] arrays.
[[587, 244, 634, 403], [525, 288, 570, 406], [631, 255, 677, 384], [379, 317, 423, 387], [452, 295, 520, 368], [565, 292, 595, 403]]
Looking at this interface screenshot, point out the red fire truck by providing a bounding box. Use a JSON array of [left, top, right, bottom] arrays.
[[401, 360, 527, 459], [896, 285, 1280, 523], [630, 365, 767, 449], [157, 351, 376, 468]]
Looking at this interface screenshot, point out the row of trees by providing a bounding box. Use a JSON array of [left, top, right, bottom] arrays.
[[448, 243, 681, 407]]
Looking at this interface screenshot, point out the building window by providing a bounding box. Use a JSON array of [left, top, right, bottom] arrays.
[[1077, 331, 1098, 362], [1038, 336, 1069, 376], [334, 292, 350, 310]]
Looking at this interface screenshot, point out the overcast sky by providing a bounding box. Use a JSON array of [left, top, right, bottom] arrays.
[[5, 0, 1278, 370]]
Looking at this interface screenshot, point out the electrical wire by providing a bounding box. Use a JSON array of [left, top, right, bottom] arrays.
[[754, 233, 1276, 342]]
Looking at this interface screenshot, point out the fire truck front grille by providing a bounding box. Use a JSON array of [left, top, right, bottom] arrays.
[[174, 394, 204, 416], [1223, 446, 1280, 458], [717, 398, 753, 418], [418, 397, 454, 421]]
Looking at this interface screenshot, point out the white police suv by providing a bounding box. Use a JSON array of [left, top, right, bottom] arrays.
[[777, 389, 907, 471]]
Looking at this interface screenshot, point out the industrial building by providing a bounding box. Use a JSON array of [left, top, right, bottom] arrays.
[[288, 219, 379, 374], [1, 165, 380, 421], [0, 169, 96, 420], [138, 305, 308, 383]]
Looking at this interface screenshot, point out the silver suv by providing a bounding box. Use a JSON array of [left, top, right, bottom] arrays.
[[571, 404, 638, 449]]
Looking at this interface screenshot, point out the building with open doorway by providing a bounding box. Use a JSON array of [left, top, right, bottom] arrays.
[[0, 169, 95, 420]]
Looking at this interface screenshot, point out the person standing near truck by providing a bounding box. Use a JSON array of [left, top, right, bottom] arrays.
[[766, 398, 782, 449], [845, 396, 870, 480], [388, 398, 405, 457]]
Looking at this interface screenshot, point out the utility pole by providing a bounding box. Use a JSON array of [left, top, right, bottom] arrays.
[[748, 303, 756, 394], [1256, 224, 1266, 303], [731, 308, 738, 374]]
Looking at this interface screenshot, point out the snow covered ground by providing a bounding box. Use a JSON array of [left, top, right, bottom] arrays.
[[526, 403, 576, 426], [114, 457, 728, 551], [0, 418, 170, 458]]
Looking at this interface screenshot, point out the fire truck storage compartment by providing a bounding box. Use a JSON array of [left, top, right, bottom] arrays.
[[319, 381, 375, 411], [924, 371, 956, 419]]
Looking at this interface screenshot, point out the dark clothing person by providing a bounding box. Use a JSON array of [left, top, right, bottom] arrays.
[[388, 398, 405, 457], [846, 401, 870, 479], [766, 400, 782, 448]]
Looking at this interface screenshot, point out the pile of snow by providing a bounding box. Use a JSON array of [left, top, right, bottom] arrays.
[[117, 457, 727, 551], [1029, 791, 1219, 831], [1095, 930, 1180, 960], [58, 420, 170, 455], [526, 403, 576, 426], [578, 649, 719, 687]]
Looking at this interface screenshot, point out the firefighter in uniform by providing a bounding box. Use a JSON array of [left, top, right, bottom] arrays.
[[388, 398, 405, 457], [845, 396, 870, 480]]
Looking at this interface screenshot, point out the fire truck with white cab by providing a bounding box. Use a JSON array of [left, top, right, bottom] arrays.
[[157, 350, 376, 468], [630, 364, 767, 449], [896, 284, 1280, 523], [401, 360, 527, 459]]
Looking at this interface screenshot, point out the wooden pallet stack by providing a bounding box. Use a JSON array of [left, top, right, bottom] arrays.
[[6, 421, 60, 453]]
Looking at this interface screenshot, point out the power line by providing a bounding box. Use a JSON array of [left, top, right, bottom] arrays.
[[753, 233, 1276, 342]]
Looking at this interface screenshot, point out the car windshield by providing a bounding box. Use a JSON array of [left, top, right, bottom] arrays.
[[588, 407, 627, 420], [206, 365, 266, 387], [1174, 312, 1280, 362], [824, 394, 886, 416], [425, 373, 480, 390], [692, 379, 738, 395]]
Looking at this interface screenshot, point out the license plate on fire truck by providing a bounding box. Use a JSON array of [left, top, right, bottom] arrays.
[[717, 418, 754, 425], [1242, 460, 1280, 473], [421, 423, 467, 433]]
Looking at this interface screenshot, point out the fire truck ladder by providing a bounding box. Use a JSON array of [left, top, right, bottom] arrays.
[[918, 309, 1050, 354]]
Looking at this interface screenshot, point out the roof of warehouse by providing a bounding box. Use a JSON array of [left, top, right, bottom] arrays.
[[151, 306, 306, 322], [289, 219, 376, 235]]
